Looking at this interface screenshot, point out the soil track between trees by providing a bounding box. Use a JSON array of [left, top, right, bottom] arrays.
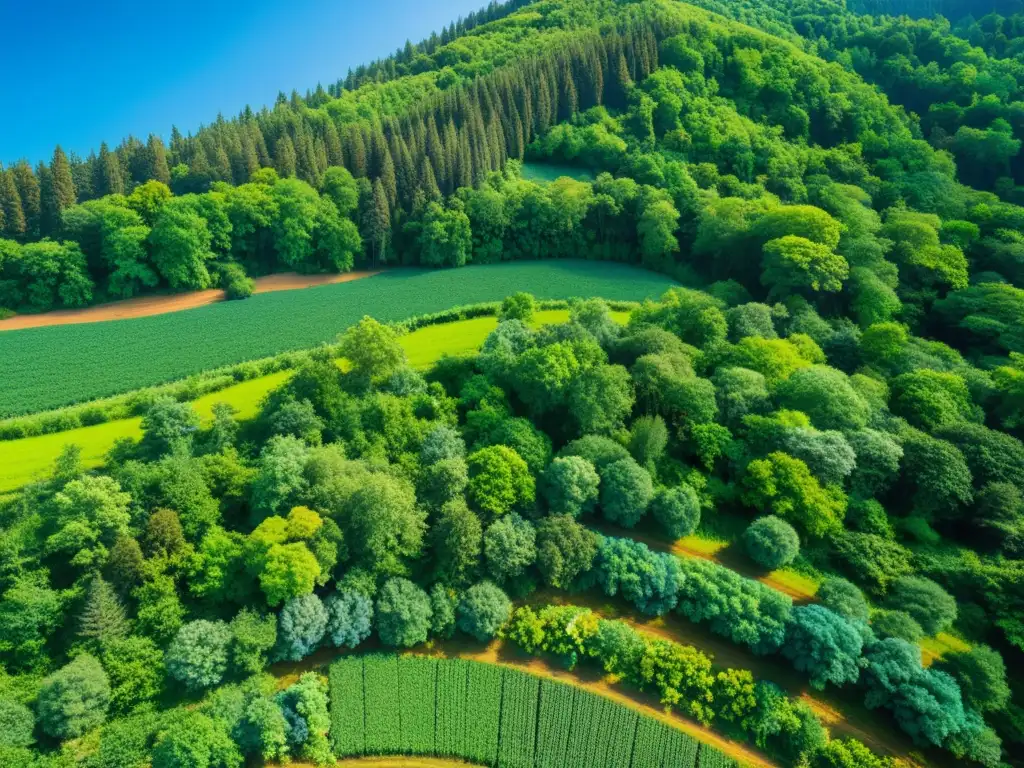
[[0, 270, 380, 331]]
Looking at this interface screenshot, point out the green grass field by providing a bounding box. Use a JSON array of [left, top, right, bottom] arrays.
[[521, 161, 597, 183], [0, 309, 627, 492], [0, 261, 672, 418]]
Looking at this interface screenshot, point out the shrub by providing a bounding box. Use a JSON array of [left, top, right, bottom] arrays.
[[886, 577, 957, 636], [650, 484, 701, 539], [743, 516, 800, 569], [457, 582, 512, 641], [36, 654, 111, 739], [166, 620, 232, 691], [276, 595, 328, 661], [375, 578, 432, 648], [817, 578, 870, 624], [221, 262, 254, 300], [870, 610, 924, 643]]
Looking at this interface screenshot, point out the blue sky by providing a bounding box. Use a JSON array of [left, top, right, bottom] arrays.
[[0, 0, 488, 166]]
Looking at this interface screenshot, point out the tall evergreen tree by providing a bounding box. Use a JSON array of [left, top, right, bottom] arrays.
[[147, 134, 171, 184], [51, 146, 77, 211], [367, 178, 392, 265], [78, 575, 129, 648], [0, 168, 26, 237], [96, 143, 125, 196], [11, 161, 41, 238], [275, 134, 298, 178]]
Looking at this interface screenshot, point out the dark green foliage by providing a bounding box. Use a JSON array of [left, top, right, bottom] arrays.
[[375, 578, 431, 648], [650, 484, 701, 539], [817, 578, 870, 624], [743, 516, 800, 570], [885, 577, 958, 636], [456, 581, 512, 641]]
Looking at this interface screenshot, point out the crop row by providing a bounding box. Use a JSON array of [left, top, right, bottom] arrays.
[[328, 654, 735, 768]]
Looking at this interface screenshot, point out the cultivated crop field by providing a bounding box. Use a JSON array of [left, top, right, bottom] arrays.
[[328, 655, 735, 768], [0, 309, 626, 492], [0, 261, 673, 417]]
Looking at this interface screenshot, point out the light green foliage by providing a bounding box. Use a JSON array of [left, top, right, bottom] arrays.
[[37, 654, 111, 739], [166, 620, 232, 691], [885, 577, 958, 636], [229, 609, 277, 675], [467, 445, 535, 518], [741, 452, 846, 538]]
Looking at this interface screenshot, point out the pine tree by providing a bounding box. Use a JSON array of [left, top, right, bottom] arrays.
[[346, 126, 368, 177], [420, 155, 441, 201], [251, 123, 271, 167], [11, 162, 41, 238], [239, 132, 260, 180], [147, 135, 171, 184], [367, 178, 391, 266], [51, 146, 77, 211], [324, 121, 343, 167], [96, 143, 125, 196], [79, 575, 129, 647], [0, 168, 26, 238], [379, 144, 398, 209], [275, 134, 297, 178], [213, 143, 232, 182]]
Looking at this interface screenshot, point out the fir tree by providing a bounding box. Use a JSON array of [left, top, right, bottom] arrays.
[[275, 134, 297, 178], [368, 178, 392, 266], [11, 161, 41, 238], [79, 575, 129, 648], [147, 134, 171, 184], [50, 146, 77, 211], [0, 168, 26, 237]]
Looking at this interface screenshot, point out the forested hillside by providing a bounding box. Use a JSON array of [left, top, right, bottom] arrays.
[[5, 0, 1024, 767]]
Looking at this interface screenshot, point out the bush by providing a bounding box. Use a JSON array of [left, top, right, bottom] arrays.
[[166, 620, 232, 691], [650, 484, 701, 539], [0, 700, 34, 748], [457, 582, 512, 641], [817, 578, 869, 624], [870, 610, 924, 643], [221, 262, 254, 300], [36, 654, 111, 739], [376, 578, 432, 648], [599, 457, 654, 527], [743, 516, 800, 570], [276, 594, 328, 662], [886, 577, 957, 636], [499, 292, 537, 322]]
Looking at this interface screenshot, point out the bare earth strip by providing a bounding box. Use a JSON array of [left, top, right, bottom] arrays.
[[0, 270, 380, 331]]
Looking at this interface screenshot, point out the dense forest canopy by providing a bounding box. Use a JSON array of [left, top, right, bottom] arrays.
[[6, 0, 1024, 766]]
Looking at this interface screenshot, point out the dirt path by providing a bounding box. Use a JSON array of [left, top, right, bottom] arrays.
[[0, 270, 380, 331]]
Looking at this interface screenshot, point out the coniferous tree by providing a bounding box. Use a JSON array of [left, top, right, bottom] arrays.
[[367, 178, 392, 265], [79, 575, 129, 648], [0, 168, 26, 238], [420, 156, 441, 201], [147, 134, 171, 184], [96, 143, 125, 196], [275, 134, 298, 178], [11, 161, 41, 238], [346, 126, 368, 177], [51, 146, 77, 211]]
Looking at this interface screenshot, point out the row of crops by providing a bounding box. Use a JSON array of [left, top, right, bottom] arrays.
[[0, 261, 676, 417], [328, 654, 737, 768]]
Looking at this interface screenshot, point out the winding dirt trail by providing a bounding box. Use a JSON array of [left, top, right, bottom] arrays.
[[0, 270, 380, 331]]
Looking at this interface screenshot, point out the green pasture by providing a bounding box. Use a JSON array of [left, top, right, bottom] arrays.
[[0, 309, 626, 492], [0, 260, 672, 418]]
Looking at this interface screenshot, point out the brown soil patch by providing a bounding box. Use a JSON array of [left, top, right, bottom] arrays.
[[0, 270, 380, 331]]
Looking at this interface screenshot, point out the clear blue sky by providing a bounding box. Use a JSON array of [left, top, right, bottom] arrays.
[[0, 0, 488, 166]]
